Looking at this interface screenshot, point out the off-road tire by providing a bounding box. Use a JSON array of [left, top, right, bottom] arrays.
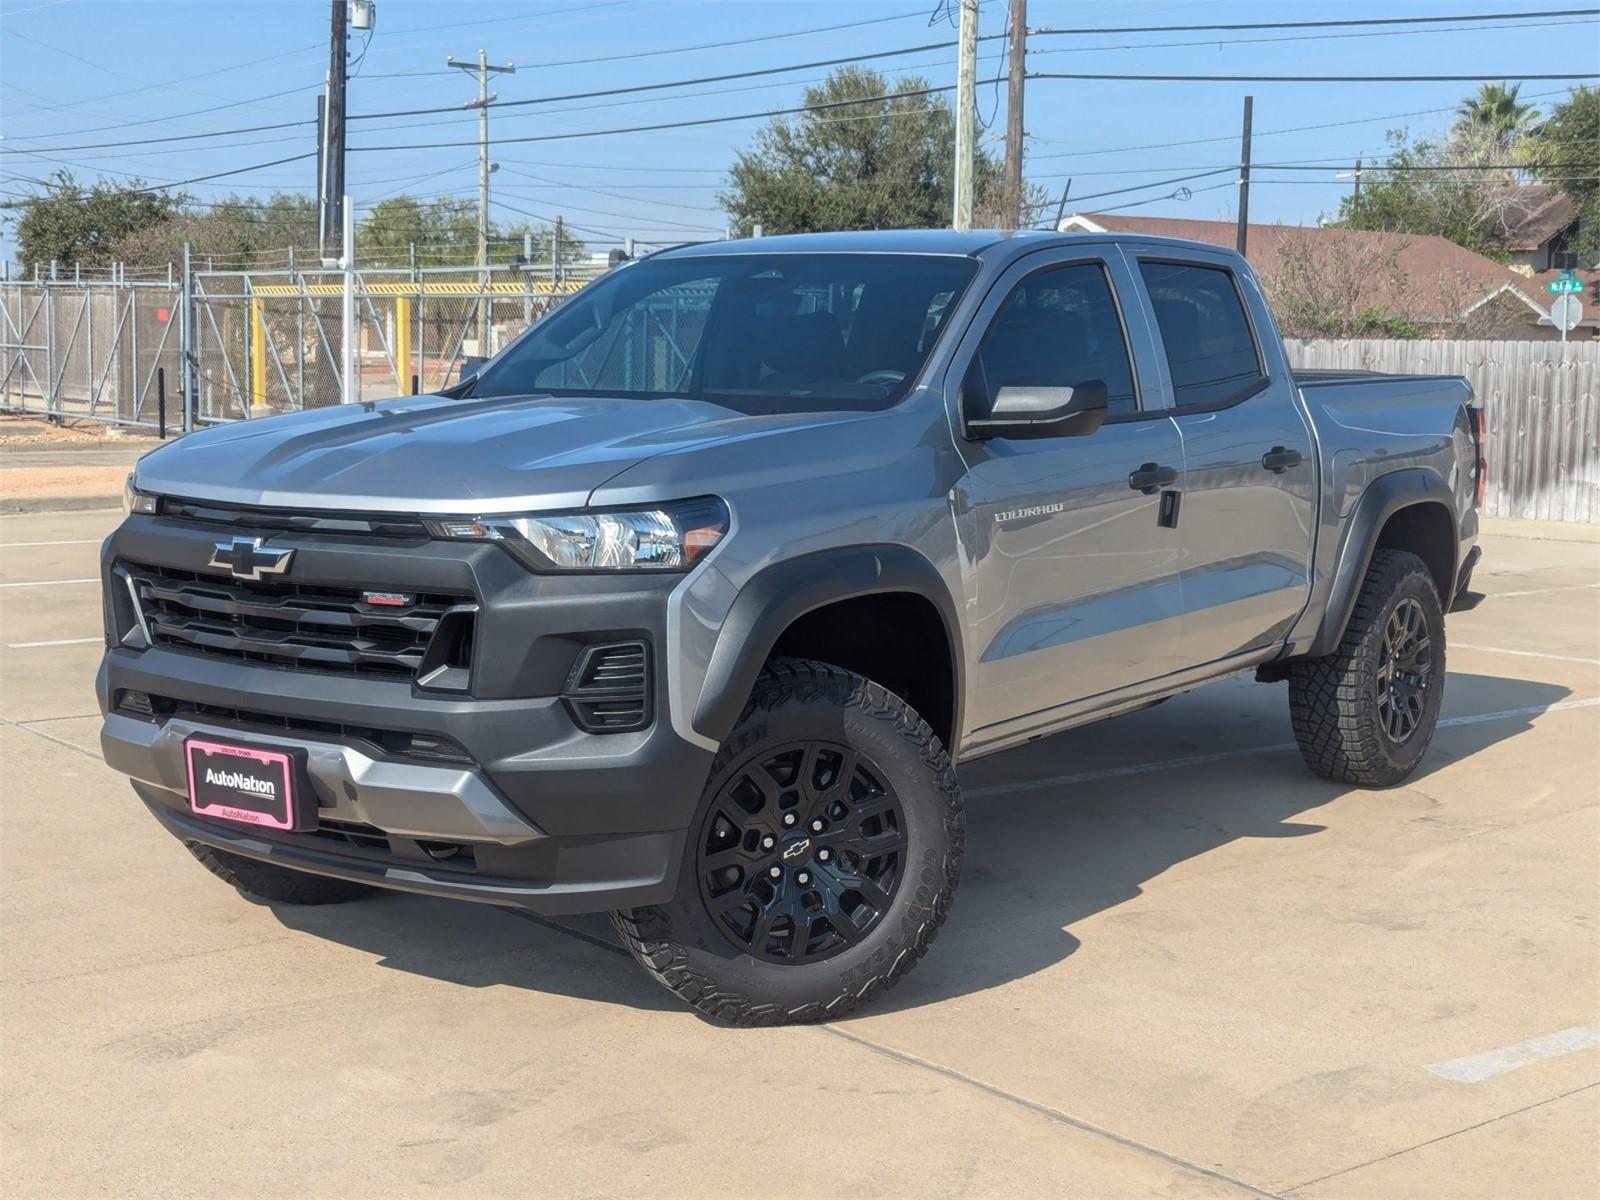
[[185, 842, 374, 905], [1288, 549, 1446, 786], [613, 658, 964, 1026]]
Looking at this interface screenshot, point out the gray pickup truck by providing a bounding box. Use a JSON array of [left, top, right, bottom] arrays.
[[99, 230, 1483, 1024]]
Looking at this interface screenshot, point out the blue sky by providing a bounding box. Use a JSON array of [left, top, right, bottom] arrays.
[[1, 0, 1597, 264]]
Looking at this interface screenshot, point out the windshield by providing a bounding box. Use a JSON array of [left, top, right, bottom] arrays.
[[469, 252, 978, 414]]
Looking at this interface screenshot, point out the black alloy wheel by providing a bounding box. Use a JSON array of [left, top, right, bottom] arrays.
[[613, 658, 962, 1026], [696, 739, 906, 964], [1375, 596, 1433, 743]]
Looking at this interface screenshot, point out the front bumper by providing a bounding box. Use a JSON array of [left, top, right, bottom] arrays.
[[97, 510, 718, 914]]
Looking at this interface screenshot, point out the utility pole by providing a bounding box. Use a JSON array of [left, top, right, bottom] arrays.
[[953, 0, 979, 231], [448, 48, 516, 355], [319, 0, 347, 261], [1002, 0, 1027, 231], [1236, 95, 1253, 257], [1353, 158, 1362, 199]]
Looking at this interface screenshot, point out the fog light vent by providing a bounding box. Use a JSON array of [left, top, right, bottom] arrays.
[[116, 689, 155, 717], [563, 641, 650, 733]]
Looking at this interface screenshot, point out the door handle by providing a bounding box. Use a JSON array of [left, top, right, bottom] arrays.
[[1261, 446, 1304, 474], [1128, 462, 1178, 494]]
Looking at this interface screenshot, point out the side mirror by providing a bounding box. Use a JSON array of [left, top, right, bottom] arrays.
[[967, 379, 1109, 440], [455, 355, 487, 385]]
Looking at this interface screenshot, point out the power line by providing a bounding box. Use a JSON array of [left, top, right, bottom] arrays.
[[1027, 17, 1600, 62], [518, 8, 941, 70], [1031, 8, 1600, 37], [350, 77, 1000, 153], [1031, 72, 1599, 84], [1026, 88, 1579, 161], [0, 85, 321, 143], [5, 34, 987, 153], [348, 36, 992, 123]]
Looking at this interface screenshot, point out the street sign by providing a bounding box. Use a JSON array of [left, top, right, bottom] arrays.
[[1550, 294, 1584, 333], [1548, 270, 1583, 295]]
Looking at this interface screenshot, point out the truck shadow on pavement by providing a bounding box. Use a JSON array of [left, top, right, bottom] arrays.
[[266, 670, 1568, 1020]]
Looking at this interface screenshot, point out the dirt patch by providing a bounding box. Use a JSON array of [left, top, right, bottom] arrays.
[[0, 415, 158, 447], [0, 464, 127, 501]]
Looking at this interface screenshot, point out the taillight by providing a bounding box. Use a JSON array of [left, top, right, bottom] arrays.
[[1469, 406, 1487, 507]]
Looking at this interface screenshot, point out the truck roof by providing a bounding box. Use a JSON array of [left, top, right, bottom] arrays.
[[653, 229, 1050, 258], [649, 227, 1245, 263]]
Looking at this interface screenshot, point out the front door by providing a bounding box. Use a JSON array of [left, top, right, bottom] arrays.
[[953, 252, 1187, 739]]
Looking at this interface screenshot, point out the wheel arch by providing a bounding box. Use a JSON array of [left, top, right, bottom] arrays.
[[692, 545, 963, 753], [1308, 468, 1458, 659]]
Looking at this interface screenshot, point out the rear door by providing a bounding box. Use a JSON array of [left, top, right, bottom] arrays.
[[951, 248, 1187, 738], [1124, 249, 1317, 668]]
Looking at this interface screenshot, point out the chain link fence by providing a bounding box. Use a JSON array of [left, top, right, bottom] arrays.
[[1, 262, 604, 431], [1, 277, 184, 429]]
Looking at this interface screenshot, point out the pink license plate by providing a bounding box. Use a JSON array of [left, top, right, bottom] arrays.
[[185, 738, 306, 831]]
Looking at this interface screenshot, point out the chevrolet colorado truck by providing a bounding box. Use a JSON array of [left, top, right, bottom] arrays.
[[99, 230, 1483, 1024]]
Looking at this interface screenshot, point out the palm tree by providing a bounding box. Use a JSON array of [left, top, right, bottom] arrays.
[[1456, 82, 1539, 147]]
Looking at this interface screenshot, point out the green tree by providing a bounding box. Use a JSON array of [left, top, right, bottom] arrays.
[[1455, 82, 1539, 149], [1336, 126, 1530, 257], [719, 66, 1018, 235], [1524, 87, 1600, 263], [110, 192, 317, 270], [11, 173, 184, 269], [358, 195, 479, 266]]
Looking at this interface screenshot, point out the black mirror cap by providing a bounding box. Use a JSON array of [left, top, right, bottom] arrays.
[[967, 379, 1109, 441]]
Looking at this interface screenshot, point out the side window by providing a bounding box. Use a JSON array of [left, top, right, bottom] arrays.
[[968, 261, 1138, 420], [1138, 260, 1264, 410]]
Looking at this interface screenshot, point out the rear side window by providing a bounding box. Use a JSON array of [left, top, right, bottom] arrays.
[[970, 261, 1138, 419], [1138, 261, 1264, 410]]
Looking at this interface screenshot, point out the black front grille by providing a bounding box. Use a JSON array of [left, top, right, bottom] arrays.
[[124, 561, 473, 681], [563, 641, 650, 732], [160, 498, 431, 540]]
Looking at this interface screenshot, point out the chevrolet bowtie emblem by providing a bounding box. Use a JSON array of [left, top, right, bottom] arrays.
[[209, 537, 295, 582]]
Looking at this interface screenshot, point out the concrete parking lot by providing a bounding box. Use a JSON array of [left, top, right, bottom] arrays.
[[2, 509, 1596, 1198]]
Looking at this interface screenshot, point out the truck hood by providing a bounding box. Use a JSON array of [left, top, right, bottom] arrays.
[[133, 392, 777, 513]]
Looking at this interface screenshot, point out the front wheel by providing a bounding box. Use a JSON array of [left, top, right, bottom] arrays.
[[613, 658, 963, 1026], [1288, 548, 1446, 787]]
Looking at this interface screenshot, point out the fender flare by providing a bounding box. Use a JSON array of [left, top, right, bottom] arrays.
[[692, 544, 964, 745], [1307, 468, 1458, 658]]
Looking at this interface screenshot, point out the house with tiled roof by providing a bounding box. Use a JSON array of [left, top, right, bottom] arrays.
[[1057, 212, 1597, 340]]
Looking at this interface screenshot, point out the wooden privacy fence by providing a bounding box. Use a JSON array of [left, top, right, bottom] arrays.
[[1284, 338, 1600, 523]]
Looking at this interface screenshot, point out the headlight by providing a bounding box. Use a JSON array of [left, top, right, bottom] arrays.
[[122, 474, 160, 517], [426, 497, 729, 572]]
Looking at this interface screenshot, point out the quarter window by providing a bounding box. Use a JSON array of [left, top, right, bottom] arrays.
[[968, 262, 1138, 420], [1139, 261, 1264, 410]]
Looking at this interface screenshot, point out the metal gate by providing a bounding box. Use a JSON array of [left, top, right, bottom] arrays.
[[1, 277, 183, 428]]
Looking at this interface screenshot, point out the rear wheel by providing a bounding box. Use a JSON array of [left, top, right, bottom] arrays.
[[1288, 549, 1446, 786], [185, 842, 374, 905], [613, 658, 963, 1025]]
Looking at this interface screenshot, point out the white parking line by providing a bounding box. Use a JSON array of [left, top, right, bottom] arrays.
[[1453, 643, 1600, 667], [0, 539, 102, 548], [1489, 582, 1600, 599], [1426, 1025, 1600, 1084], [6, 637, 101, 649], [965, 696, 1600, 798], [0, 577, 98, 588]]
